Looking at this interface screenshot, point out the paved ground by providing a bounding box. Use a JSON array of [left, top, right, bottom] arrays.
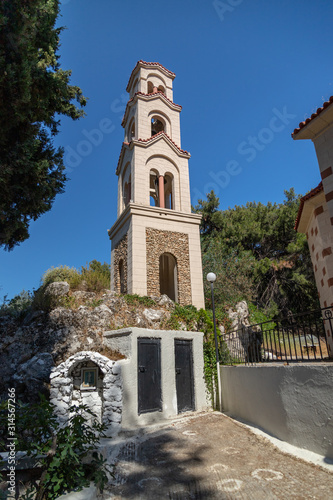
[[100, 411, 333, 499]]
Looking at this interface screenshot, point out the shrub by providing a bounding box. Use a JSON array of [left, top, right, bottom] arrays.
[[0, 290, 33, 319], [80, 260, 110, 292], [123, 294, 156, 307], [31, 261, 111, 311], [0, 396, 112, 498], [42, 265, 81, 288]]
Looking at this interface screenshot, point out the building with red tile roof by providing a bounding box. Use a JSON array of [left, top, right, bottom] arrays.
[[293, 97, 333, 357]]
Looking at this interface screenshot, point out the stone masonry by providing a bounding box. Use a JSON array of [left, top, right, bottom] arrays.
[[50, 351, 122, 437], [113, 235, 128, 294], [146, 227, 192, 305]]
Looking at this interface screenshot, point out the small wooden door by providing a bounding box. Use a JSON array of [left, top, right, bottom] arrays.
[[138, 338, 162, 414], [175, 339, 195, 413]]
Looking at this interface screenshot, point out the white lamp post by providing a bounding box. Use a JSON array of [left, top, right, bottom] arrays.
[[206, 272, 222, 411]]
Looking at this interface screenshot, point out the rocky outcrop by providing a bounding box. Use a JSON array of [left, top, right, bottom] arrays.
[[222, 301, 263, 363], [0, 287, 174, 402], [45, 281, 70, 297]]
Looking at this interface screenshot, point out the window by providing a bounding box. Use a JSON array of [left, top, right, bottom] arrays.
[[81, 367, 98, 390]]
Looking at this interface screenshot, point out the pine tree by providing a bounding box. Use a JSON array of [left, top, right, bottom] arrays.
[[0, 0, 87, 249]]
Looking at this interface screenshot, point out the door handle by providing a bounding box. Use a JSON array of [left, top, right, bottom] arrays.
[[176, 368, 181, 375], [139, 366, 146, 373]]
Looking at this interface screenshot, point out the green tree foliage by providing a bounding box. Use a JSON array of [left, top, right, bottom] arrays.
[[194, 189, 319, 316], [0, 397, 111, 498], [0, 0, 87, 250]]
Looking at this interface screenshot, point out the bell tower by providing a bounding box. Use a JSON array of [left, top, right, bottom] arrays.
[[108, 61, 204, 308]]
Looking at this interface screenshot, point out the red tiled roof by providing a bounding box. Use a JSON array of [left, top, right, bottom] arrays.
[[121, 91, 182, 127], [126, 61, 175, 92], [292, 96, 333, 137], [136, 131, 190, 155], [116, 132, 190, 173], [294, 182, 323, 230]]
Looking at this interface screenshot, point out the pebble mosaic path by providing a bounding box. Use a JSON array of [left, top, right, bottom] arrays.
[[102, 412, 333, 499]]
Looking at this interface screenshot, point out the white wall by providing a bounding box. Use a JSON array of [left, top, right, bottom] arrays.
[[220, 364, 333, 459], [104, 327, 209, 429]]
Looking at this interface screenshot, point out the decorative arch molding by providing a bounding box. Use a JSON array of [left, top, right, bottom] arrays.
[[145, 154, 180, 175], [146, 72, 167, 88], [50, 351, 122, 437]]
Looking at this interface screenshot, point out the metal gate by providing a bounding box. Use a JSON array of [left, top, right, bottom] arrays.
[[175, 339, 195, 413], [138, 338, 162, 414]]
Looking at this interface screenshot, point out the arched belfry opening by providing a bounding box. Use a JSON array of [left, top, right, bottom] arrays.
[[164, 173, 173, 209], [123, 175, 131, 207], [149, 169, 159, 206], [149, 169, 174, 209], [159, 253, 178, 302], [151, 117, 164, 136], [147, 81, 154, 94]]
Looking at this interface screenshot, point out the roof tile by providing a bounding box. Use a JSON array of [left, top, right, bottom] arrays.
[[294, 182, 323, 230], [292, 96, 333, 136]]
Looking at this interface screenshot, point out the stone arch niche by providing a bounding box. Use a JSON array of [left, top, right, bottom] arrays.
[[113, 235, 128, 294], [146, 228, 192, 305], [119, 259, 126, 293], [50, 351, 122, 437], [159, 252, 178, 302]]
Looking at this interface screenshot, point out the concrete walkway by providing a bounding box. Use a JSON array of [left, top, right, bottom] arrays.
[[101, 411, 333, 499]]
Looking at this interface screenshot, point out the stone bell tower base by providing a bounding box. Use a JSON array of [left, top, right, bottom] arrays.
[[109, 203, 204, 309]]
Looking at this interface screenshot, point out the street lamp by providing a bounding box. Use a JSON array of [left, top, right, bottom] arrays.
[[206, 272, 222, 411]]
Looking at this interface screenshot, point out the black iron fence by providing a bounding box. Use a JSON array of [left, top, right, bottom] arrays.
[[220, 307, 333, 364]]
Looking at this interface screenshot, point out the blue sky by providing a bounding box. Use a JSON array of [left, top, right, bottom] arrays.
[[1, 0, 333, 300]]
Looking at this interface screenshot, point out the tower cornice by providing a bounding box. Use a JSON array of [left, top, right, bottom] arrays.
[[121, 92, 182, 127], [116, 132, 190, 174], [126, 60, 176, 93], [108, 203, 201, 240]]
